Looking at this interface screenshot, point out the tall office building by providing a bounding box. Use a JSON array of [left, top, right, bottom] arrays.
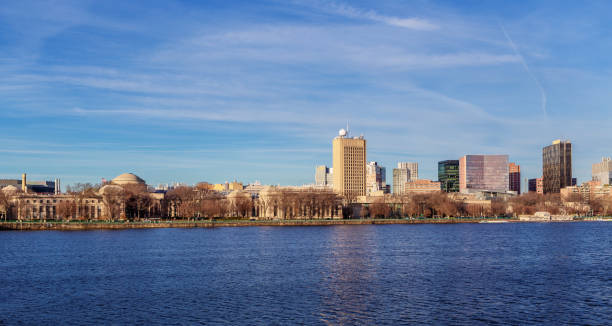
[[592, 157, 612, 185], [315, 165, 333, 186], [459, 155, 509, 193], [542, 140, 572, 194], [332, 128, 366, 197], [366, 162, 386, 195], [438, 160, 459, 192], [398, 162, 418, 180], [393, 162, 418, 194], [509, 162, 521, 194]]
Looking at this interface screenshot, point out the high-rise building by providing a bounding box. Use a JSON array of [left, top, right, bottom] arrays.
[[315, 165, 333, 186], [592, 157, 612, 185], [438, 160, 459, 192], [542, 140, 572, 194], [509, 162, 521, 194], [332, 128, 366, 197], [393, 168, 409, 194], [366, 162, 386, 195], [398, 162, 418, 180], [393, 162, 418, 194], [459, 155, 509, 193]]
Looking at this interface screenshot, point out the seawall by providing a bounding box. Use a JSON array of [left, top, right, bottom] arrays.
[[0, 218, 516, 231]]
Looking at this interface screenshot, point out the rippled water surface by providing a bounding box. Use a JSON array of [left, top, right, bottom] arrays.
[[2, 223, 612, 325]]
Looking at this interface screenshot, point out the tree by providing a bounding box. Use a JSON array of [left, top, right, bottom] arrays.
[[57, 200, 77, 221], [369, 197, 391, 218], [0, 191, 9, 220]]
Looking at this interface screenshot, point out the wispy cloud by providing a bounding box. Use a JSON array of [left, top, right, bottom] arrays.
[[500, 23, 548, 116]]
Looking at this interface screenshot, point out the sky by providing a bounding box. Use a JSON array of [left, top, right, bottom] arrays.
[[1, 0, 611, 189]]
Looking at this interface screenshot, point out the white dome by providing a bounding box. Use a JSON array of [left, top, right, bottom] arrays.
[[111, 173, 146, 185], [2, 185, 20, 194], [339, 128, 347, 137]]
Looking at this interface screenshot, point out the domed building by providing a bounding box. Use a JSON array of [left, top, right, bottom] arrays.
[[111, 173, 146, 186], [2, 185, 21, 194]]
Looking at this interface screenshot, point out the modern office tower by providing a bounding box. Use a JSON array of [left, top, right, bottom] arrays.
[[392, 168, 410, 194], [459, 155, 509, 193], [393, 162, 418, 194], [397, 162, 418, 180], [366, 162, 386, 195], [509, 162, 521, 194], [332, 128, 366, 197], [542, 140, 572, 194], [438, 160, 460, 192], [528, 178, 537, 192], [315, 165, 333, 186], [572, 178, 577, 186]]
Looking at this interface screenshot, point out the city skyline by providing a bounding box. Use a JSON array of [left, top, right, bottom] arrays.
[[1, 1, 611, 186]]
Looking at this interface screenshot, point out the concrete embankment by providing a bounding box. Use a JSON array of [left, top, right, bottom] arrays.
[[0, 218, 516, 231]]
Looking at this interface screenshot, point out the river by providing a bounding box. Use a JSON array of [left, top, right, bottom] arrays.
[[1, 222, 611, 325]]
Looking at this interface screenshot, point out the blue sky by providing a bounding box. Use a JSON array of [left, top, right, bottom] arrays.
[[1, 0, 611, 188]]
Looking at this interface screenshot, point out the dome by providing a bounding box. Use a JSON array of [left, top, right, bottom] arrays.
[[228, 190, 250, 198], [339, 128, 347, 137], [2, 185, 21, 194], [111, 173, 146, 185], [98, 184, 125, 196]]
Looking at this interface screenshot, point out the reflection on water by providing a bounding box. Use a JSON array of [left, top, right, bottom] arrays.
[[1, 223, 612, 325]]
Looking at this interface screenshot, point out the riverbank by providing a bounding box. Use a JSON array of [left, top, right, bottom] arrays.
[[0, 218, 518, 231], [2, 217, 610, 231]]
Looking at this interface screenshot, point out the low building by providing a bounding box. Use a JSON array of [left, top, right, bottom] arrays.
[[403, 179, 442, 194]]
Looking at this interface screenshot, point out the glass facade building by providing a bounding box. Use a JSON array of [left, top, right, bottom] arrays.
[[542, 140, 572, 194], [438, 160, 460, 192], [459, 155, 509, 193], [509, 162, 521, 194]]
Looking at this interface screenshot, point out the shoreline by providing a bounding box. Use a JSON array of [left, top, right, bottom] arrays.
[[1, 217, 608, 231], [1, 218, 512, 231]]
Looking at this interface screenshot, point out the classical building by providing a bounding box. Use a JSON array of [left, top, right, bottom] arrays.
[[1, 173, 164, 221], [253, 186, 342, 219], [543, 139, 572, 194], [315, 165, 333, 187], [592, 157, 612, 186], [438, 160, 459, 193], [332, 128, 366, 197], [459, 155, 509, 194], [366, 162, 386, 195], [509, 162, 521, 194]]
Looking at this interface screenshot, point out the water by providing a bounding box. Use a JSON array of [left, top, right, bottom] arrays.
[[1, 223, 611, 325]]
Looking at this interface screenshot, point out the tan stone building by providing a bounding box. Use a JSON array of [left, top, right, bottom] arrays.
[[403, 179, 442, 194], [332, 128, 366, 198]]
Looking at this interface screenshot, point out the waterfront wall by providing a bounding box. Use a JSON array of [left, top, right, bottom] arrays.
[[0, 218, 514, 231]]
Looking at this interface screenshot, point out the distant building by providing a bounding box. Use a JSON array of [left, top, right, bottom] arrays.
[[509, 162, 521, 194], [398, 162, 418, 180], [528, 177, 544, 194], [561, 180, 611, 202], [438, 160, 459, 192], [459, 155, 509, 194], [392, 168, 409, 195], [403, 179, 441, 194], [543, 139, 572, 194], [393, 162, 418, 194], [0, 173, 57, 194], [366, 162, 386, 195], [332, 128, 366, 197], [592, 158, 612, 185], [315, 165, 333, 186]]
